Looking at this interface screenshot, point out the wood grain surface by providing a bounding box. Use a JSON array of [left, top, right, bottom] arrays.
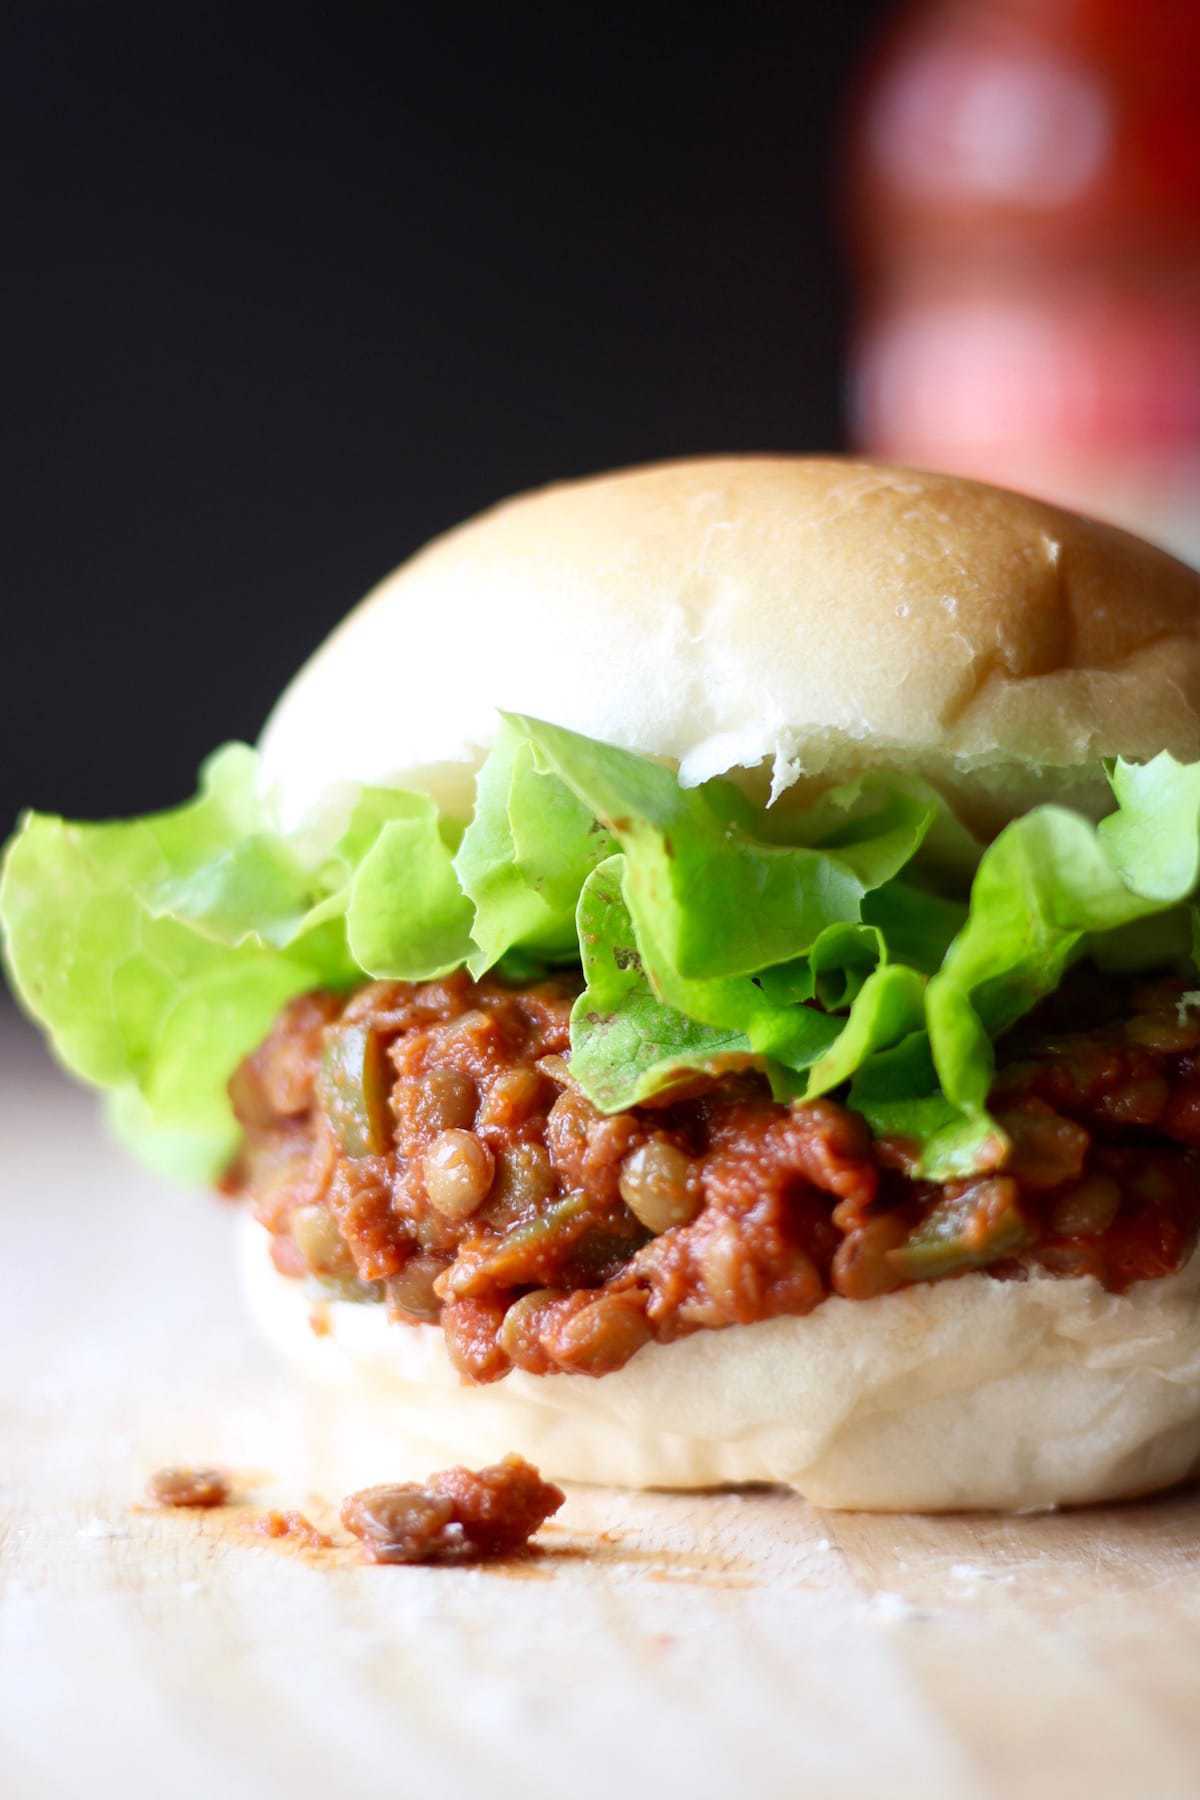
[[4, 1006, 1200, 1800]]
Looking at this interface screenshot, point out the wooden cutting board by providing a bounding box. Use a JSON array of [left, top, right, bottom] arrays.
[[4, 1006, 1200, 1800]]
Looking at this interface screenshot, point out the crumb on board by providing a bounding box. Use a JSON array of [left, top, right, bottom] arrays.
[[872, 1591, 923, 1625], [147, 1467, 231, 1509], [78, 1517, 129, 1540], [256, 1509, 333, 1550], [341, 1455, 564, 1566], [141, 1454, 563, 1570]]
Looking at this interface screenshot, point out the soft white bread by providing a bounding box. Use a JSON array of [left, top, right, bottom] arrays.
[[259, 456, 1200, 845], [240, 1216, 1200, 1512]]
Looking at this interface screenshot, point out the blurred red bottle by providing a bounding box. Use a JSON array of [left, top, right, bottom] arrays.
[[846, 0, 1200, 564]]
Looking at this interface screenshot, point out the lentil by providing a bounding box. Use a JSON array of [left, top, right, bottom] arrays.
[[618, 1139, 701, 1234], [385, 1253, 447, 1323], [831, 1213, 909, 1300], [392, 1067, 477, 1152], [544, 1293, 653, 1375], [423, 1129, 495, 1220], [497, 1287, 565, 1367], [1049, 1175, 1122, 1238], [291, 1203, 357, 1278], [487, 1142, 556, 1225]]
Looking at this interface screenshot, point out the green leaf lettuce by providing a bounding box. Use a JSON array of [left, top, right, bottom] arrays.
[[4, 720, 1199, 1191]]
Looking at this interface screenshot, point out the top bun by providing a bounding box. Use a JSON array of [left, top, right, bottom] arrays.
[[259, 456, 1200, 842]]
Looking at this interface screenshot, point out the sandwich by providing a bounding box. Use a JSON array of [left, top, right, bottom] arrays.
[[6, 454, 1200, 1511]]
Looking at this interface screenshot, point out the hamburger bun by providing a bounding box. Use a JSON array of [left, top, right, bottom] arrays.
[[239, 1212, 1200, 1511], [260, 456, 1200, 847], [250, 456, 1200, 1510]]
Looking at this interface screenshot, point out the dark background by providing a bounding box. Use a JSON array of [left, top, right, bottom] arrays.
[[3, 0, 889, 831]]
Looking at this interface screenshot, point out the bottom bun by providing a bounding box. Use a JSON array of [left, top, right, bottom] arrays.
[[239, 1215, 1200, 1512]]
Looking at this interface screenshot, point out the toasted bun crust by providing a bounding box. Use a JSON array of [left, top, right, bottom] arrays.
[[240, 1217, 1200, 1511], [260, 456, 1200, 844]]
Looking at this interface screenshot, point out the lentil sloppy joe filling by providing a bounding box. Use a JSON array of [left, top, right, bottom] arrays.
[[223, 969, 1200, 1384]]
